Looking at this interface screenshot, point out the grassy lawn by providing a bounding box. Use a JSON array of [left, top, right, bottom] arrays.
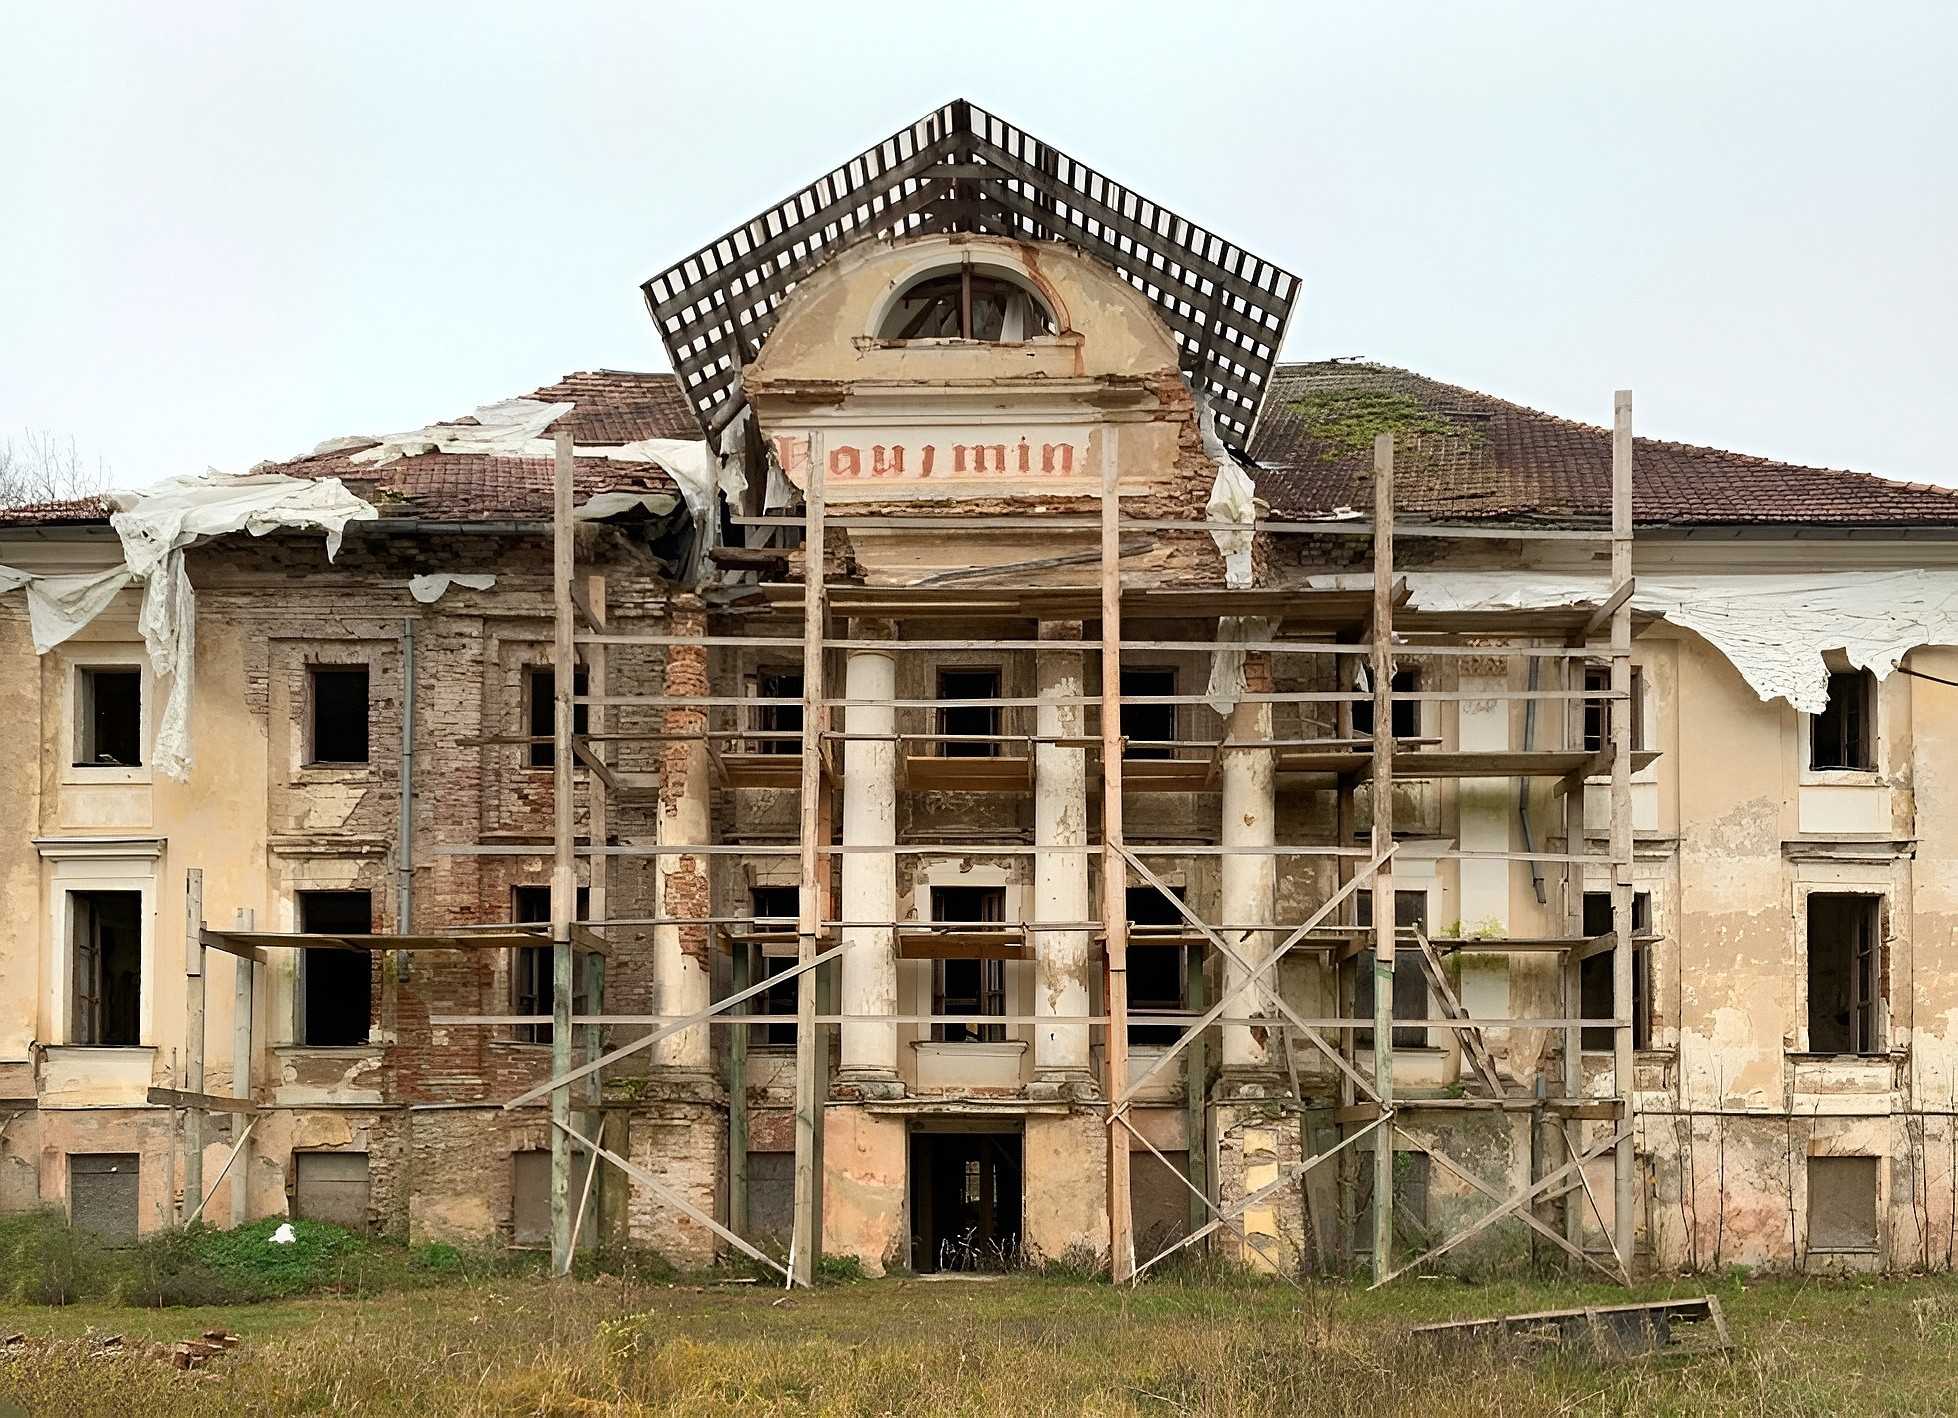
[[6, 1265, 1958, 1415]]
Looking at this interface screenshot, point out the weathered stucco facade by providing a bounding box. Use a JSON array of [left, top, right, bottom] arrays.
[[8, 106, 1958, 1281]]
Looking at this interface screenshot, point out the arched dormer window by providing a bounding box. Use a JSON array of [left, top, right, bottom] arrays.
[[876, 262, 1057, 342]]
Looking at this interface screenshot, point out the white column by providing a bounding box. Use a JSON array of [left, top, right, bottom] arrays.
[[1034, 623, 1094, 1084], [839, 622, 899, 1082], [1220, 666, 1276, 1072]]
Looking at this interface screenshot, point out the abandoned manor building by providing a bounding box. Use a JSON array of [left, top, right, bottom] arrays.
[[10, 100, 1958, 1281]]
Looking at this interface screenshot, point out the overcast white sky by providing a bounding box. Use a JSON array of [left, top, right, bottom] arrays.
[[4, 3, 1953, 488]]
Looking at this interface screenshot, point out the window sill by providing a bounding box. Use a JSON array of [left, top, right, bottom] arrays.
[[1799, 769, 1884, 788], [61, 765, 151, 787]]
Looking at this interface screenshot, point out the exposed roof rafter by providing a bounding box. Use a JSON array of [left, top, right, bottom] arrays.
[[641, 98, 1300, 449]]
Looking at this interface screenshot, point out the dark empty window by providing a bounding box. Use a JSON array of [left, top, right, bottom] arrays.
[[752, 668, 803, 754], [1583, 664, 1646, 754], [750, 886, 800, 1046], [1580, 891, 1653, 1050], [1352, 669, 1419, 741], [308, 666, 370, 764], [1811, 670, 1875, 771], [937, 667, 1001, 758], [878, 267, 1056, 341], [1808, 894, 1882, 1054], [298, 890, 373, 1047], [70, 890, 141, 1046], [75, 667, 141, 767], [527, 665, 588, 768], [1121, 668, 1178, 759], [511, 884, 588, 1045], [931, 886, 1006, 1042], [1127, 885, 1189, 1046], [1354, 891, 1430, 1049]]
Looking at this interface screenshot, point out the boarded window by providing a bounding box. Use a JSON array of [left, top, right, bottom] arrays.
[[1808, 1155, 1879, 1250], [298, 890, 372, 1047], [1352, 668, 1419, 741], [68, 1153, 139, 1245], [308, 666, 370, 764], [751, 668, 803, 754], [75, 666, 141, 767], [1354, 891, 1430, 1048], [70, 890, 142, 1046], [747, 1150, 794, 1242], [1119, 667, 1178, 759], [1808, 894, 1882, 1054], [1352, 1149, 1432, 1257], [511, 885, 589, 1045], [749, 887, 800, 1046], [511, 1149, 551, 1247], [293, 1152, 371, 1231], [1811, 670, 1875, 771], [1579, 891, 1653, 1051], [937, 667, 1001, 757], [931, 886, 1006, 1042], [1131, 1147, 1192, 1254], [527, 665, 588, 768]]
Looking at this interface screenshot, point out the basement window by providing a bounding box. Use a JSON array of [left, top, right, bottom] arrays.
[[1351, 1149, 1433, 1260], [1807, 893, 1882, 1054], [1807, 1155, 1879, 1251], [1127, 886, 1189, 1047], [1810, 670, 1875, 771], [878, 265, 1055, 342], [751, 667, 803, 754], [931, 886, 1006, 1042], [1354, 891, 1430, 1049], [1351, 668, 1419, 740], [1582, 665, 1646, 754], [527, 665, 589, 768], [750, 886, 800, 1047], [511, 884, 589, 1045], [69, 890, 142, 1046], [308, 666, 370, 765], [937, 667, 1002, 758], [1579, 891, 1653, 1051], [1120, 667, 1178, 759], [298, 890, 373, 1047], [74, 666, 141, 767]]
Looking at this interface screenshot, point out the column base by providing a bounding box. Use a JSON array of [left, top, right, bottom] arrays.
[[1028, 1070, 1101, 1104], [1213, 1068, 1288, 1104], [833, 1069, 906, 1103]]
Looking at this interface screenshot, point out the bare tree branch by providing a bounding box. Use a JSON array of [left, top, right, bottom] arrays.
[[0, 429, 112, 510]]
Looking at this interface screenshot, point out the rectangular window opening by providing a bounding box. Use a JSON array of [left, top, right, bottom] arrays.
[[1351, 1150, 1433, 1258], [752, 668, 804, 754], [1807, 1155, 1878, 1251], [1128, 884, 1189, 1046], [512, 884, 590, 1045], [1807, 893, 1882, 1054], [308, 666, 371, 764], [75, 666, 142, 767], [931, 885, 1006, 1042], [1354, 891, 1430, 1049], [1352, 668, 1419, 741], [1811, 670, 1875, 771], [1582, 665, 1645, 754], [936, 667, 1002, 758], [1120, 667, 1178, 759], [298, 890, 374, 1047], [527, 664, 589, 768], [70, 890, 142, 1046], [1579, 891, 1653, 1050], [750, 886, 800, 1046]]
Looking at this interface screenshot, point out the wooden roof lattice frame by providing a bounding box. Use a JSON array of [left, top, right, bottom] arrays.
[[642, 98, 1300, 449]]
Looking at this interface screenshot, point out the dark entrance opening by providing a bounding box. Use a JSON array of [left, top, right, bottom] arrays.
[[910, 1129, 1022, 1272]]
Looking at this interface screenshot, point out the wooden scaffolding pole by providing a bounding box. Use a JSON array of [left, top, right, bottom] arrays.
[[182, 868, 205, 1223], [549, 430, 577, 1273], [791, 440, 828, 1288], [1610, 390, 1636, 1268], [1368, 433, 1397, 1283], [1102, 441, 1135, 1282], [230, 906, 253, 1224]]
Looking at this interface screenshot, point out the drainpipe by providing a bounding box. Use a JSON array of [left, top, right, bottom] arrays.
[[1518, 653, 1547, 905], [396, 617, 416, 979]]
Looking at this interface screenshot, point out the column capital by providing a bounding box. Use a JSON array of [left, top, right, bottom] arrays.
[[1038, 619, 1086, 643], [849, 616, 899, 642]]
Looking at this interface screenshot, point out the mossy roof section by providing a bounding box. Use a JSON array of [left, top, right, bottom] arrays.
[[1248, 361, 1958, 527]]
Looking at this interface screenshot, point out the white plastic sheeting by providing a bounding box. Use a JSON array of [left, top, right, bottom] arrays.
[[1197, 393, 1266, 713], [407, 573, 497, 604], [1, 472, 377, 780], [1310, 569, 1958, 714]]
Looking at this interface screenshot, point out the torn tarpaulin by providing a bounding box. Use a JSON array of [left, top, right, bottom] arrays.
[[407, 573, 497, 604], [1196, 391, 1267, 714]]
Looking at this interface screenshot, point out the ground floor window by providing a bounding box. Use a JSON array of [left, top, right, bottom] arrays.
[[298, 890, 373, 1046], [1580, 891, 1653, 1050], [1353, 890, 1430, 1048], [69, 890, 142, 1046], [1808, 893, 1882, 1054], [68, 1152, 140, 1245], [910, 1130, 1022, 1271]]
